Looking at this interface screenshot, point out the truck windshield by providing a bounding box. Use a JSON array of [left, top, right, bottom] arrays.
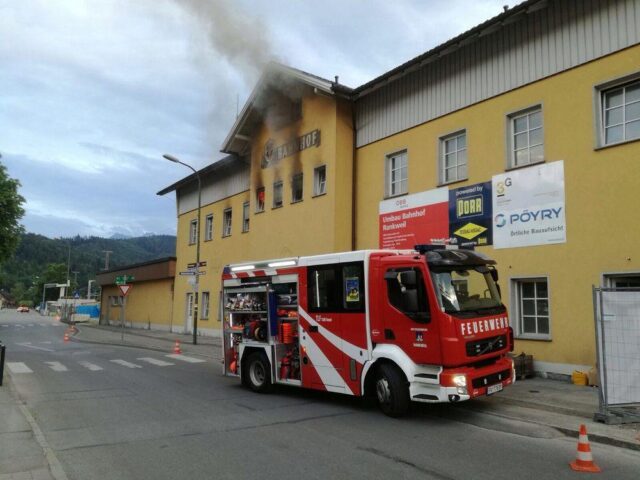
[[430, 267, 502, 314]]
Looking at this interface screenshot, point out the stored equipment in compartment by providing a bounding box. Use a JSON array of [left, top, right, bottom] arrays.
[[222, 248, 515, 417]]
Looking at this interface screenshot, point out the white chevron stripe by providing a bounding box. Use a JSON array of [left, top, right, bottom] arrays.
[[301, 328, 353, 395], [298, 307, 365, 364]]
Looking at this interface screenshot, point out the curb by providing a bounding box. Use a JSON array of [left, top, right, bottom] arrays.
[[554, 426, 640, 452], [468, 403, 640, 452]]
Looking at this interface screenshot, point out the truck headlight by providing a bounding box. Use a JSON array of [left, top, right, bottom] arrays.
[[452, 374, 467, 387]]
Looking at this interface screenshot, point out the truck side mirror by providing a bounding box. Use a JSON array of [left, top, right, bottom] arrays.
[[398, 270, 417, 289]]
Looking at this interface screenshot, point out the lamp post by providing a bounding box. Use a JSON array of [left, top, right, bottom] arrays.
[[163, 154, 201, 345]]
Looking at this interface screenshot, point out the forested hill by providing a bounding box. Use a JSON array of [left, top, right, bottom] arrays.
[[0, 233, 176, 304]]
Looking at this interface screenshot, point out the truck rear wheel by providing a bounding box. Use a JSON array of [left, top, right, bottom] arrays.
[[244, 352, 272, 393], [375, 363, 410, 417]]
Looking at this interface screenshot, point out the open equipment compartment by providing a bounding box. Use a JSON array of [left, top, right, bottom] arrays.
[[272, 279, 301, 385], [221, 275, 301, 384], [222, 285, 269, 376]]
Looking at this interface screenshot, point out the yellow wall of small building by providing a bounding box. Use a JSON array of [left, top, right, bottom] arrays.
[[355, 45, 640, 369], [101, 280, 174, 329]]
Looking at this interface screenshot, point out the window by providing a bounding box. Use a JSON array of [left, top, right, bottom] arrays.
[[204, 214, 213, 241], [201, 292, 210, 320], [385, 267, 430, 323], [605, 274, 640, 289], [385, 150, 408, 197], [256, 187, 265, 212], [601, 79, 640, 145], [273, 181, 283, 208], [513, 278, 550, 339], [508, 107, 543, 168], [189, 219, 197, 245], [308, 262, 365, 313], [222, 209, 232, 237], [291, 173, 303, 203], [313, 165, 326, 196], [440, 131, 467, 184], [242, 202, 250, 232]]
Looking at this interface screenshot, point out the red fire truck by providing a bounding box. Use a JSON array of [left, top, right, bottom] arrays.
[[221, 245, 514, 416]]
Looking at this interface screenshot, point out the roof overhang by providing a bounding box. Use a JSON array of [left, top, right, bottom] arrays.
[[221, 62, 349, 155]]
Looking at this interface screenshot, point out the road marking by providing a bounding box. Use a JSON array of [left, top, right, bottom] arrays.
[[28, 323, 34, 326], [110, 359, 142, 369], [78, 361, 103, 371], [16, 342, 55, 352], [39, 324, 49, 327], [40, 341, 52, 344], [45, 362, 68, 372], [1, 325, 8, 327], [137, 357, 174, 367], [7, 362, 33, 373], [165, 354, 206, 363]]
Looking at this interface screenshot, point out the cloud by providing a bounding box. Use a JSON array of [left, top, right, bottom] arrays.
[[0, 0, 521, 238], [2, 152, 176, 238]]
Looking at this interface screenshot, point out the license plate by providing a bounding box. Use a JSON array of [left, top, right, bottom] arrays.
[[487, 383, 503, 395]]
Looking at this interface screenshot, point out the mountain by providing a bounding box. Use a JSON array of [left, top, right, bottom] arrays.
[[0, 233, 176, 303]]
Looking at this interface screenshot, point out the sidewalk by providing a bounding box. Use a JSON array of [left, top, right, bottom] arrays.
[[71, 323, 640, 451], [0, 379, 57, 480], [73, 323, 221, 359]]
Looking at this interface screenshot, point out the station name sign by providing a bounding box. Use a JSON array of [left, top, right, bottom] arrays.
[[261, 129, 321, 168]]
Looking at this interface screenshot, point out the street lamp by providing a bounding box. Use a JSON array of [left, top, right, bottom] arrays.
[[163, 154, 202, 345]]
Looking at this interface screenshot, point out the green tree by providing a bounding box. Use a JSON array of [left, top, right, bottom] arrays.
[[43, 263, 67, 284], [0, 161, 25, 263]]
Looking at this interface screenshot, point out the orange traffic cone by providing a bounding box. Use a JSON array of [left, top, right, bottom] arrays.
[[173, 340, 182, 354], [570, 424, 601, 473], [63, 332, 70, 343]]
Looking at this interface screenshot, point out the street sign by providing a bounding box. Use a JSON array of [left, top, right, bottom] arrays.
[[118, 284, 131, 296], [115, 275, 135, 285], [187, 261, 207, 269], [179, 271, 206, 276]]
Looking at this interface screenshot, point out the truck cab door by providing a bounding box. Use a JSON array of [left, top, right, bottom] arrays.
[[299, 262, 367, 395], [377, 259, 442, 365]]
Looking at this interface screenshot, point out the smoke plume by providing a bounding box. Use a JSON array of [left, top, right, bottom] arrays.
[[175, 0, 278, 86]]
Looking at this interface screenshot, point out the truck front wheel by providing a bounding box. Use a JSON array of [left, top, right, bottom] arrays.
[[244, 352, 272, 393], [375, 363, 410, 417]]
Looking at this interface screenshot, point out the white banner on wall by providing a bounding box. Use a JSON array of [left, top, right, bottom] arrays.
[[492, 161, 566, 249]]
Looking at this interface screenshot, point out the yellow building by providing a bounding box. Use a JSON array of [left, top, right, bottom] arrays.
[[96, 257, 176, 331], [159, 0, 640, 376]]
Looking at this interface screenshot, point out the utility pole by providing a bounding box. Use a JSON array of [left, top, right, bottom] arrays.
[[102, 250, 113, 270]]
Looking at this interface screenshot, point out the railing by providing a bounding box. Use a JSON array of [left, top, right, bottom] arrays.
[[593, 286, 640, 424]]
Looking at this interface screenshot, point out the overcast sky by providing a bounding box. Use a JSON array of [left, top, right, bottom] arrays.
[[0, 0, 519, 239]]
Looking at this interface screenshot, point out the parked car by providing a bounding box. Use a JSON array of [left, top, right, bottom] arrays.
[[17, 305, 30, 313]]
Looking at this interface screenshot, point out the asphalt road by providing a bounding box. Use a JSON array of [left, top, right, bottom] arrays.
[[2, 309, 640, 480]]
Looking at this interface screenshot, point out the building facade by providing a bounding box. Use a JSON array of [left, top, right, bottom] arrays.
[[160, 0, 640, 375], [96, 257, 176, 331]]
